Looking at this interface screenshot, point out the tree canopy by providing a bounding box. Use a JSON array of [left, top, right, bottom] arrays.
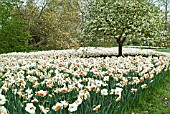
[[0, 0, 169, 54], [19, 0, 81, 50], [82, 0, 168, 56], [0, 0, 31, 53]]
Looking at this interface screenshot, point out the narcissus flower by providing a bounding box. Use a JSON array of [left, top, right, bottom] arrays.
[[33, 82, 39, 88], [131, 88, 137, 93], [31, 98, 38, 103], [25, 103, 36, 114], [115, 87, 123, 96], [116, 96, 121, 102], [150, 74, 154, 79], [75, 97, 83, 106], [96, 88, 100, 93], [54, 88, 61, 93], [140, 77, 144, 82], [132, 77, 138, 81], [68, 103, 78, 112], [103, 76, 109, 81], [1, 86, 8, 93], [84, 91, 90, 100], [141, 84, 147, 89], [61, 87, 68, 93], [0, 106, 8, 114], [93, 105, 101, 111], [52, 102, 63, 111], [143, 73, 149, 79], [60, 100, 69, 108], [36, 90, 48, 97], [110, 89, 115, 95], [101, 89, 108, 96], [39, 105, 49, 114], [0, 94, 6, 105]]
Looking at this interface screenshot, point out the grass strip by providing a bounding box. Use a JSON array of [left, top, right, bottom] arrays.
[[125, 70, 170, 114]]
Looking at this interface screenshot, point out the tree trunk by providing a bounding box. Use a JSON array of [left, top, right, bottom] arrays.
[[117, 37, 126, 56], [118, 43, 123, 56]]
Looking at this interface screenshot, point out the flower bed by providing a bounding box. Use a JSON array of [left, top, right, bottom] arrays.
[[0, 49, 169, 114], [0, 47, 165, 58]]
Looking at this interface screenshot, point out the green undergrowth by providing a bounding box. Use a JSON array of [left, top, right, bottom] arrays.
[[125, 69, 170, 114]]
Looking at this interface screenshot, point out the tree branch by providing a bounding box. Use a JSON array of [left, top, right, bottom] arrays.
[[38, 0, 50, 19], [122, 37, 126, 44]]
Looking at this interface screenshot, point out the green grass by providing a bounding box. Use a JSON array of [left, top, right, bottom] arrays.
[[155, 48, 170, 53], [125, 70, 170, 114]]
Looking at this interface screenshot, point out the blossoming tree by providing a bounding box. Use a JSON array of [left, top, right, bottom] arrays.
[[82, 0, 167, 56]]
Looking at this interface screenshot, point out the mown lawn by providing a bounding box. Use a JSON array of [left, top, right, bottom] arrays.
[[126, 70, 170, 114], [155, 48, 170, 53]]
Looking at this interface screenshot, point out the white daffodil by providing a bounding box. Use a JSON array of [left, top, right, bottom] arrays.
[[0, 106, 8, 114], [110, 89, 115, 95], [75, 97, 83, 106], [93, 105, 101, 111], [60, 100, 69, 108], [115, 87, 123, 96], [36, 90, 48, 97], [39, 105, 49, 114], [116, 96, 122, 102], [131, 88, 137, 93], [25, 88, 32, 95], [84, 91, 90, 100], [101, 89, 108, 96], [103, 76, 109, 82], [68, 103, 78, 112], [141, 84, 147, 89], [0, 94, 6, 105], [25, 103, 36, 114], [52, 102, 63, 111]]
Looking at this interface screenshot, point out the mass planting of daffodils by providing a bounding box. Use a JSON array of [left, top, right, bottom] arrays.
[[0, 48, 169, 114]]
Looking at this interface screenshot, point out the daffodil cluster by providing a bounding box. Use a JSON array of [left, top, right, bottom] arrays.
[[0, 49, 169, 114]]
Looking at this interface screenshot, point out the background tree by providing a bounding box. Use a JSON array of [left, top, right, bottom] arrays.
[[150, 0, 170, 27], [46, 0, 81, 49], [79, 0, 116, 47], [154, 0, 170, 47], [18, 0, 81, 50], [0, 0, 31, 53], [82, 0, 168, 56]]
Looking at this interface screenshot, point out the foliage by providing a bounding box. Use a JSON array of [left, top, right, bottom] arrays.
[[0, 0, 31, 54], [152, 0, 170, 21], [82, 0, 168, 56], [167, 22, 170, 47], [19, 0, 81, 50], [150, 0, 170, 47]]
